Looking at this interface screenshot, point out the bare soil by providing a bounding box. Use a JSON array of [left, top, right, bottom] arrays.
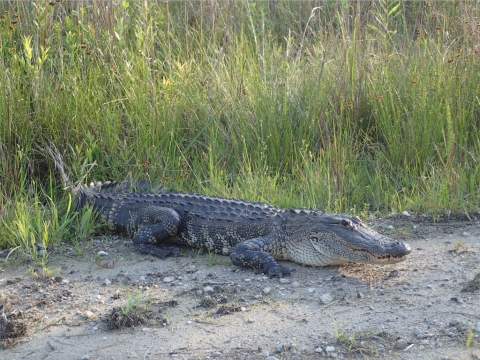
[[1, 217, 480, 360]]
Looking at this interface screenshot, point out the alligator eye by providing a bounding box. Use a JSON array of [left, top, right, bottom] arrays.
[[340, 219, 351, 227]]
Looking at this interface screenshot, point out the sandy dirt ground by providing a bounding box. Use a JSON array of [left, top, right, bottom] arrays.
[[1, 216, 479, 360]]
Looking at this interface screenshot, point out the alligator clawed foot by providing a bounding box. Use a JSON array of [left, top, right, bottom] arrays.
[[265, 265, 292, 279], [134, 244, 180, 259]]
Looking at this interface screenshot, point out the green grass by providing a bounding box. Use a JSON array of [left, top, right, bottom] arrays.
[[1, 1, 480, 250]]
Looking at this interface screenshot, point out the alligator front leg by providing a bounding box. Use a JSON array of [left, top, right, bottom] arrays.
[[230, 238, 291, 278], [131, 206, 181, 259]]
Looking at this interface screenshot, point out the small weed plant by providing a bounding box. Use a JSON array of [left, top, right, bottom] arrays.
[[106, 289, 152, 330]]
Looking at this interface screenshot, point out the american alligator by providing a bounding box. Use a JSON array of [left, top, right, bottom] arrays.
[[76, 181, 411, 277]]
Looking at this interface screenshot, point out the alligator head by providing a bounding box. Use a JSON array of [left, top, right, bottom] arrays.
[[284, 212, 411, 266]]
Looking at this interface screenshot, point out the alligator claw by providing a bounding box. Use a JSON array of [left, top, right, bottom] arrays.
[[266, 265, 291, 278], [134, 244, 179, 259]]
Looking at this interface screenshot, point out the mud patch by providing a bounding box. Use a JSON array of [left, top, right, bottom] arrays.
[[0, 304, 28, 349]]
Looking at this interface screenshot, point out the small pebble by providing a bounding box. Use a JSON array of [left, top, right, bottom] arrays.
[[369, 305, 375, 311], [81, 355, 90, 360], [319, 293, 333, 305], [275, 342, 284, 353], [395, 339, 408, 350], [38, 249, 48, 257], [462, 232, 470, 237], [62, 279, 70, 285], [263, 287, 271, 294], [203, 286, 214, 293], [97, 251, 108, 256], [325, 346, 335, 352], [315, 347, 323, 353], [103, 279, 111, 286], [163, 276, 175, 283], [308, 288, 315, 293], [449, 319, 460, 327], [402, 211, 410, 216], [84, 310, 95, 319], [388, 270, 399, 278], [279, 278, 289, 284]]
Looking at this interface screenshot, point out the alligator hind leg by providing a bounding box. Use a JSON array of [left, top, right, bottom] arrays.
[[230, 238, 291, 278], [131, 206, 181, 259]]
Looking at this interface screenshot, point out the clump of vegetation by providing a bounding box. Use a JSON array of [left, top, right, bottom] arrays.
[[1, 1, 480, 252], [105, 290, 152, 330], [0, 303, 28, 349]]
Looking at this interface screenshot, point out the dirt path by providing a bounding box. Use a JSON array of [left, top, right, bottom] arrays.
[[1, 218, 479, 359]]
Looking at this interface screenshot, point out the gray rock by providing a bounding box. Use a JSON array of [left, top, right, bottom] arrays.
[[81, 355, 90, 360], [163, 276, 175, 283], [315, 347, 323, 353], [326, 346, 335, 352], [449, 319, 460, 327], [475, 321, 480, 333], [84, 310, 95, 319], [319, 293, 333, 305], [203, 286, 214, 293], [275, 342, 284, 353], [395, 339, 408, 350], [103, 279, 111, 286], [279, 278, 289, 284], [457, 325, 468, 332], [388, 270, 399, 278], [97, 251, 108, 256], [263, 287, 271, 294], [38, 249, 48, 256]]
